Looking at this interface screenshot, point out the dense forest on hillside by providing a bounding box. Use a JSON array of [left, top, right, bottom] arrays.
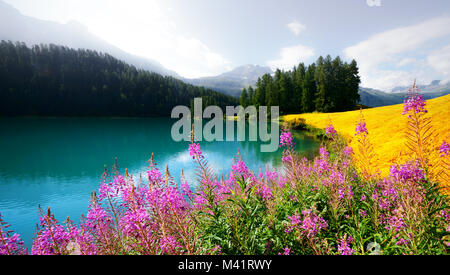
[[240, 55, 361, 114], [0, 41, 238, 117]]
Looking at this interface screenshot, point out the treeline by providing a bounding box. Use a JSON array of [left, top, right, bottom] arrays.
[[240, 55, 361, 114], [0, 41, 238, 117]]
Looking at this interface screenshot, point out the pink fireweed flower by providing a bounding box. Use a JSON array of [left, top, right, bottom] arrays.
[[280, 131, 294, 148], [282, 154, 293, 164], [285, 214, 301, 234], [0, 232, 27, 255], [147, 169, 162, 183], [0, 215, 27, 255], [188, 143, 203, 159], [355, 121, 368, 136], [227, 160, 256, 187], [98, 182, 117, 201], [337, 235, 354, 255], [299, 209, 328, 238], [98, 175, 127, 201], [278, 247, 291, 255], [347, 185, 354, 199], [396, 238, 409, 246], [159, 235, 181, 254], [231, 160, 250, 176], [257, 184, 273, 201], [319, 147, 329, 159], [325, 124, 337, 138], [265, 170, 278, 182], [389, 162, 425, 183], [358, 209, 367, 217], [180, 181, 193, 198], [328, 171, 344, 186], [385, 213, 406, 232], [439, 141, 450, 157], [313, 158, 330, 174], [210, 245, 222, 255], [402, 93, 427, 116], [119, 206, 151, 237], [32, 210, 72, 255], [373, 179, 399, 211], [278, 176, 289, 188], [343, 146, 353, 157], [83, 201, 114, 240], [287, 209, 328, 238], [440, 210, 450, 223]]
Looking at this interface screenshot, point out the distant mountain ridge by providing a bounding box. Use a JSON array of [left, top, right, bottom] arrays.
[[184, 65, 273, 97], [359, 80, 450, 107], [0, 0, 180, 78]]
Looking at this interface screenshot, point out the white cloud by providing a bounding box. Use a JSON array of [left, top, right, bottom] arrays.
[[396, 58, 416, 68], [366, 0, 382, 7], [344, 16, 450, 90], [172, 36, 232, 78], [286, 20, 306, 36], [267, 44, 315, 71], [427, 44, 450, 83], [64, 0, 231, 78]]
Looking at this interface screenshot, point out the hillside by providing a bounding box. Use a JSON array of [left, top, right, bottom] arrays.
[[0, 41, 238, 116], [284, 94, 450, 176], [359, 83, 450, 107]]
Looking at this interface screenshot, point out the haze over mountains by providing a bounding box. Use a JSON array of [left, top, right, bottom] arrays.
[[184, 64, 273, 97], [358, 82, 450, 107], [1, 0, 449, 108], [0, 0, 180, 78]]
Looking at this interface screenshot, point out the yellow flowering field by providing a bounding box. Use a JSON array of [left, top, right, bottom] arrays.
[[283, 94, 450, 177]]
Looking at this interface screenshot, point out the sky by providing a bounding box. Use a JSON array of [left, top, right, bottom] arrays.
[[3, 0, 450, 90]]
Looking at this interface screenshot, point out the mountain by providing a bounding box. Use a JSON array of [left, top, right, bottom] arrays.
[[359, 80, 450, 107], [0, 0, 179, 78], [185, 65, 273, 97], [358, 88, 407, 107], [390, 80, 450, 94]]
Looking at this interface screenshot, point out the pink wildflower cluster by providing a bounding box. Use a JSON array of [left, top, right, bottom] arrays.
[[385, 211, 406, 232], [439, 141, 450, 157], [286, 209, 328, 238], [280, 131, 294, 148], [189, 143, 203, 159], [343, 146, 353, 157], [389, 162, 425, 183], [28, 162, 198, 255], [325, 124, 337, 138], [355, 121, 368, 136], [402, 93, 427, 117], [372, 179, 399, 211], [337, 235, 354, 255], [0, 215, 27, 255], [278, 247, 291, 255], [1, 114, 448, 256]]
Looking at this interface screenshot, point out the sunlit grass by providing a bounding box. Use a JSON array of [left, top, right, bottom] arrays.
[[283, 94, 450, 178]]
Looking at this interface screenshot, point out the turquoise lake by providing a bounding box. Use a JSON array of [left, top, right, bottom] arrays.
[[0, 117, 320, 249]]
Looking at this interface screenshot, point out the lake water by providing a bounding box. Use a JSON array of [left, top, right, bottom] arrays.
[[0, 117, 320, 249]]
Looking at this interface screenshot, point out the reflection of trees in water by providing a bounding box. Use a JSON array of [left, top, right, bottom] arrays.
[[0, 117, 180, 177], [0, 118, 320, 180]]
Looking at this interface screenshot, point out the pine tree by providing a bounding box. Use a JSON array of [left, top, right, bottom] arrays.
[[247, 86, 255, 106], [302, 63, 316, 113], [314, 56, 327, 112], [240, 88, 249, 107], [293, 63, 305, 113]]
